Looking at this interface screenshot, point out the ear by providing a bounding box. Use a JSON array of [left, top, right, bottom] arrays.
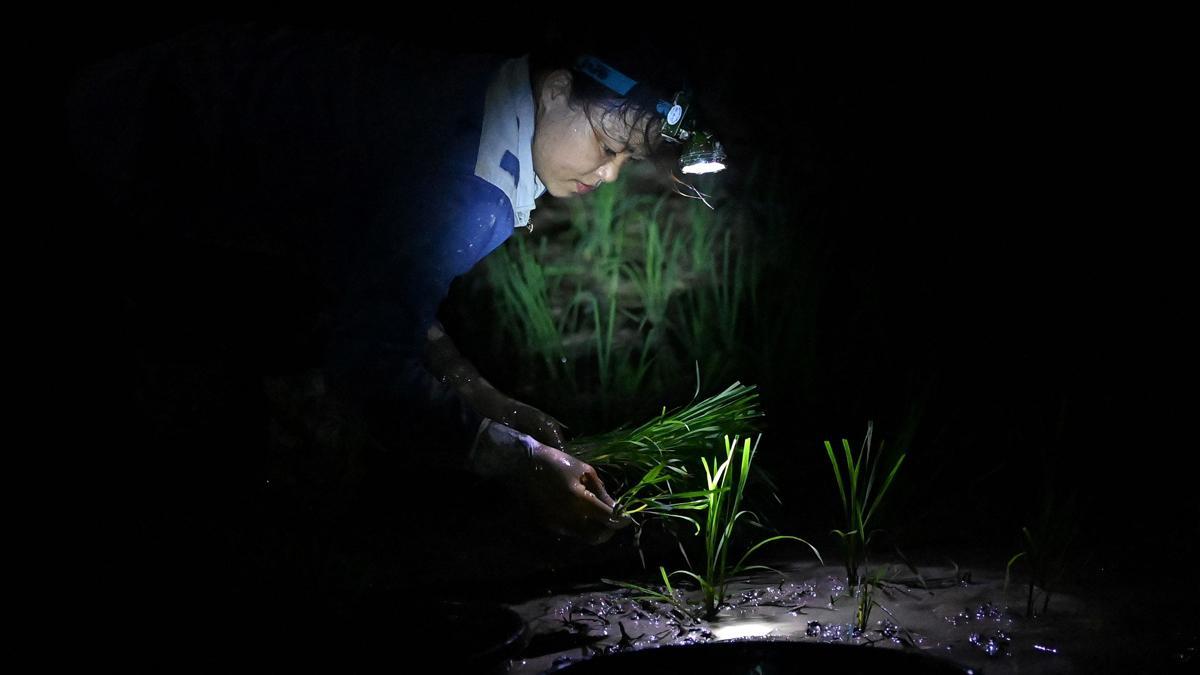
[[539, 69, 573, 110]]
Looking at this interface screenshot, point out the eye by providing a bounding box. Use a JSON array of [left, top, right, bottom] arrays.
[[591, 118, 628, 159]]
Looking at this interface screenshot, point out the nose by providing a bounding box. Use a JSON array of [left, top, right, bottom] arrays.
[[596, 154, 630, 184]]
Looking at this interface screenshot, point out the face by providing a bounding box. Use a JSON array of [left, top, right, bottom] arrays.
[[532, 70, 652, 198]]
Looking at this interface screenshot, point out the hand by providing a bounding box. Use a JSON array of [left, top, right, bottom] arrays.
[[471, 421, 629, 543], [523, 444, 629, 544], [491, 398, 567, 450]]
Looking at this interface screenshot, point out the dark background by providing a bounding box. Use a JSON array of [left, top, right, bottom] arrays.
[[46, 7, 1186, 637]]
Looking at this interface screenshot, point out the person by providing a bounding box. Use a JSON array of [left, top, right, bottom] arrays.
[[64, 22, 680, 590]]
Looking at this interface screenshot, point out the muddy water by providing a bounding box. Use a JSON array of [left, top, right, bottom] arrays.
[[502, 559, 1193, 673]]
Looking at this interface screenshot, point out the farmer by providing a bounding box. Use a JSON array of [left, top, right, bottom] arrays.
[[65, 24, 700, 556]]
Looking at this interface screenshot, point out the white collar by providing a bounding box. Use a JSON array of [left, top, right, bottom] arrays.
[[474, 55, 546, 229]]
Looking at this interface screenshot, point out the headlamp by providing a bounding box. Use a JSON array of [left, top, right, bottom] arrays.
[[575, 56, 726, 175]]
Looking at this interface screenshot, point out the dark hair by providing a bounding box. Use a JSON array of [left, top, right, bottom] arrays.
[[530, 47, 686, 160]]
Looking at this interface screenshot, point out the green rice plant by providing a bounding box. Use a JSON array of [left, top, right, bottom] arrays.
[[824, 421, 906, 590], [611, 460, 714, 524], [570, 180, 620, 262], [574, 375, 771, 575], [670, 224, 756, 392], [667, 200, 719, 386], [603, 565, 702, 624], [605, 435, 820, 622], [588, 259, 623, 396], [490, 169, 756, 415], [685, 197, 719, 279], [853, 568, 886, 634], [562, 259, 654, 420], [568, 190, 672, 418], [570, 180, 655, 264], [711, 229, 747, 350], [1003, 490, 1078, 618], [672, 435, 822, 619], [622, 198, 683, 351], [566, 376, 764, 495], [486, 235, 570, 382], [486, 169, 764, 422]]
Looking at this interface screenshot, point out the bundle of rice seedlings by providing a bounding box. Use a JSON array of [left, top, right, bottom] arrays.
[[565, 375, 765, 518]]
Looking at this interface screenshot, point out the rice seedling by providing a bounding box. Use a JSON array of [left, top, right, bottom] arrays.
[[672, 435, 822, 619], [570, 179, 620, 263], [482, 159, 774, 430], [484, 156, 771, 422], [610, 460, 713, 525], [566, 374, 764, 494], [603, 566, 703, 624], [572, 373, 771, 578], [605, 434, 821, 623], [570, 180, 655, 264], [562, 259, 654, 419], [711, 229, 747, 351], [824, 421, 906, 590], [685, 197, 718, 279], [486, 235, 570, 382], [853, 568, 886, 634], [1004, 489, 1079, 618], [622, 197, 683, 351], [670, 224, 757, 392]]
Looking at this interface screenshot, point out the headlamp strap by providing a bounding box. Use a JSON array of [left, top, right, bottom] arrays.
[[574, 56, 638, 96]]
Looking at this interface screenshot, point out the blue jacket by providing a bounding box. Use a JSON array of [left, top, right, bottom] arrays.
[[67, 24, 541, 436]]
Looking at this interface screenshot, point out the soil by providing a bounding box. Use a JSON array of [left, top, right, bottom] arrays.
[[502, 557, 1195, 674]]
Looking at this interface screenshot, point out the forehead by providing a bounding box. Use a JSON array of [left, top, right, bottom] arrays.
[[588, 104, 662, 157]]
